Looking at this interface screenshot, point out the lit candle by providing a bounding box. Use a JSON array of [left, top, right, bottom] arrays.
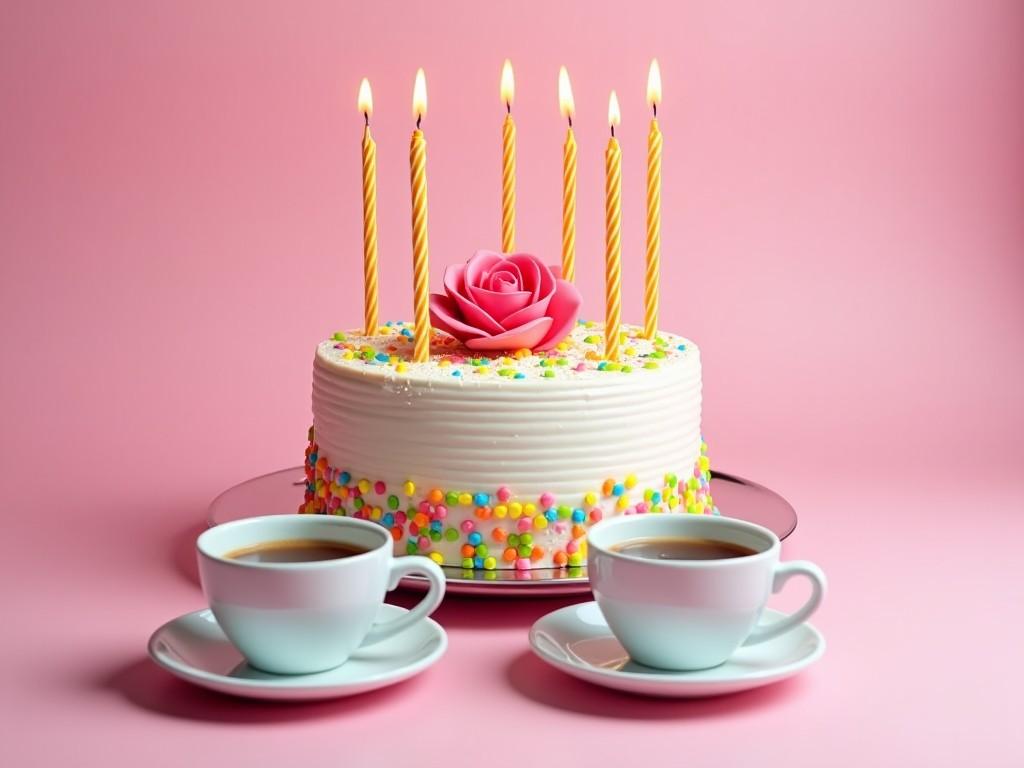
[[358, 78, 379, 336], [409, 69, 431, 363], [559, 66, 577, 283], [500, 59, 516, 253], [605, 91, 622, 362], [643, 59, 662, 340]]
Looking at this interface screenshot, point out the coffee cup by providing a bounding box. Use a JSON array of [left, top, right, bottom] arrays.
[[587, 514, 826, 671], [197, 514, 446, 674]]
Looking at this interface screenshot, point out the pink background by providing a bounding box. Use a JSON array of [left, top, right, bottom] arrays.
[[2, 1, 1022, 765]]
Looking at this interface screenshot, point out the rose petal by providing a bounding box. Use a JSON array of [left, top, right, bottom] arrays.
[[444, 263, 505, 335], [506, 254, 554, 302], [464, 250, 505, 290], [491, 260, 524, 286], [464, 317, 554, 351], [498, 293, 549, 329], [485, 257, 561, 330], [468, 259, 523, 305], [429, 293, 488, 342], [443, 263, 468, 299], [534, 278, 583, 350], [467, 287, 533, 325], [487, 270, 521, 292]]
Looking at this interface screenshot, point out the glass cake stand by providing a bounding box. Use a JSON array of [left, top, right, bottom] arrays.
[[207, 467, 797, 597]]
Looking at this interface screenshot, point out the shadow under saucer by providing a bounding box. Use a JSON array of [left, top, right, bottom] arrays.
[[102, 657, 427, 723], [504, 650, 808, 718]]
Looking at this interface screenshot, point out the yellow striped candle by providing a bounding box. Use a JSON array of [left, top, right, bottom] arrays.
[[500, 59, 516, 253], [358, 78, 379, 336], [605, 91, 622, 362], [558, 66, 576, 282], [409, 69, 431, 363], [643, 60, 662, 340]]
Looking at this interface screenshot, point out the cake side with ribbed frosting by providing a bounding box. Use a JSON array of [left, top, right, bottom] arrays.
[[301, 321, 713, 570]]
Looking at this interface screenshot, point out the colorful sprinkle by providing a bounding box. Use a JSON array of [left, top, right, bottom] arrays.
[[301, 416, 711, 571]]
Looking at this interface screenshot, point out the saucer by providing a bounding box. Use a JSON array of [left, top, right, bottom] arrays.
[[529, 602, 824, 697], [148, 604, 447, 701]]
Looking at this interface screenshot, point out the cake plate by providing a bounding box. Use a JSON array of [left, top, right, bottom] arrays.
[[207, 467, 797, 597]]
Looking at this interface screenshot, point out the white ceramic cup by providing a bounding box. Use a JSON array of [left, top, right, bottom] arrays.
[[588, 514, 826, 671], [197, 515, 446, 674]]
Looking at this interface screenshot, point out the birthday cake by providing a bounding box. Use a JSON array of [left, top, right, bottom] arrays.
[[301, 251, 712, 571]]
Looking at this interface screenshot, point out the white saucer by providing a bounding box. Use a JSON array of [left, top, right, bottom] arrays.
[[148, 604, 447, 701], [529, 601, 824, 697]]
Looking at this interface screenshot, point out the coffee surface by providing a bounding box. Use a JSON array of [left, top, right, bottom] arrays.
[[611, 536, 758, 561], [225, 538, 369, 563]]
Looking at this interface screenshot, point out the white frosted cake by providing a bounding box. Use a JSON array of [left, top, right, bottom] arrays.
[[301, 319, 713, 571]]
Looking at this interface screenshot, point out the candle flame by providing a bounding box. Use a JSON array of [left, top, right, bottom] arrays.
[[500, 59, 515, 109], [358, 78, 373, 118], [412, 68, 427, 121], [558, 66, 575, 120], [608, 91, 621, 127], [647, 59, 662, 108]]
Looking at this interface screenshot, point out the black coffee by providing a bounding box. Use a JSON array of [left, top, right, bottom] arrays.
[[611, 536, 757, 561], [225, 538, 369, 563]]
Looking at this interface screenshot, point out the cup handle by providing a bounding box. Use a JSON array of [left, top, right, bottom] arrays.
[[361, 556, 446, 646], [742, 560, 827, 646]]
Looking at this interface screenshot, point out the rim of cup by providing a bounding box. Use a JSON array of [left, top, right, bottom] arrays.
[[197, 514, 390, 570], [587, 514, 780, 568]]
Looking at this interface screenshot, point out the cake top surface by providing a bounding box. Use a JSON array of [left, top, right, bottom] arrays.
[[315, 321, 698, 386]]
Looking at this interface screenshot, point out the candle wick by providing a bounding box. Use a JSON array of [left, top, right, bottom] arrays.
[[653, 102, 657, 119], [610, 124, 615, 139], [364, 112, 370, 127], [416, 113, 422, 130], [506, 101, 511, 115], [568, 114, 573, 128]]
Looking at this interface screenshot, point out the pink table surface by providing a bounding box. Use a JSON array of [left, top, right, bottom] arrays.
[[5, 469, 1023, 767], [3, 1, 1023, 766]]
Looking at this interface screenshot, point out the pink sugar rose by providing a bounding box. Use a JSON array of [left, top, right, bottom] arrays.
[[428, 250, 582, 352]]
